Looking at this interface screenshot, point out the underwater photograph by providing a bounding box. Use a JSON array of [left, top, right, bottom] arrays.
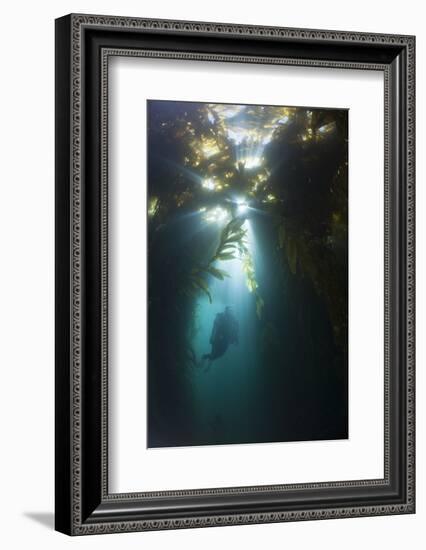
[[147, 99, 348, 448]]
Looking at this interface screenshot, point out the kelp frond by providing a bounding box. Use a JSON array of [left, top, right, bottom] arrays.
[[183, 217, 264, 319]]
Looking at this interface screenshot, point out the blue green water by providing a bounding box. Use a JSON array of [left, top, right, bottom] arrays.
[[189, 224, 263, 445], [146, 99, 348, 448]]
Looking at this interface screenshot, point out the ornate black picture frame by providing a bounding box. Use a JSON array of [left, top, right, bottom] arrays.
[[55, 13, 415, 535]]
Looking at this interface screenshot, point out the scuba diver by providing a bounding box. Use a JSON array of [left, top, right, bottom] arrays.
[[202, 306, 239, 370]]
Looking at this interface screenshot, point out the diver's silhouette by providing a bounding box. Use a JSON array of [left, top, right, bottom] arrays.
[[203, 307, 239, 369]]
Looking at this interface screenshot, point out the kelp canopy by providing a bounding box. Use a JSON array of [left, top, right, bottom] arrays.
[[147, 100, 348, 448]]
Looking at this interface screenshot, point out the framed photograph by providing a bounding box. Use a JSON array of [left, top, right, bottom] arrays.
[[55, 14, 415, 535]]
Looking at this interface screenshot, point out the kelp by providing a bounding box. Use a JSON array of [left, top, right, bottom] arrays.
[[147, 101, 349, 447], [270, 111, 348, 350], [184, 217, 264, 319], [148, 101, 348, 359]]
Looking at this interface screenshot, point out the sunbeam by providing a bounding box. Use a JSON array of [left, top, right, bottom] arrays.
[[147, 98, 348, 449]]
